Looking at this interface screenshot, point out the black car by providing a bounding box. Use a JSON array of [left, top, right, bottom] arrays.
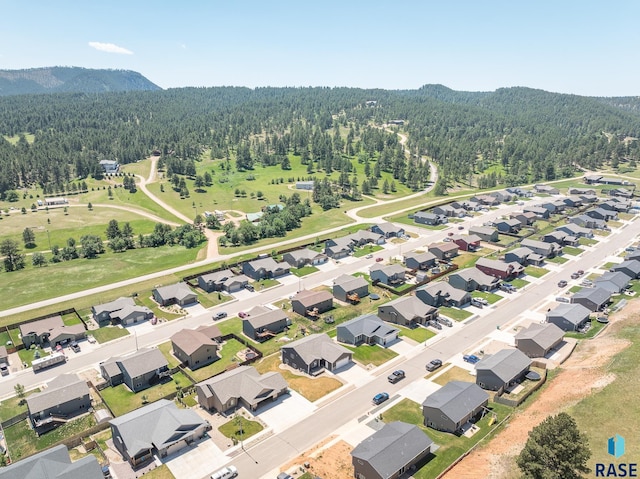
[[387, 370, 405, 383], [557, 280, 568, 287], [426, 359, 443, 372]]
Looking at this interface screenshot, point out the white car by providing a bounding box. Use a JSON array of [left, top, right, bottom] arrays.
[[211, 465, 238, 479], [86, 335, 96, 344]]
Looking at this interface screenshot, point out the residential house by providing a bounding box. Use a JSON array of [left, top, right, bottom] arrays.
[[521, 238, 561, 258], [609, 187, 634, 198], [110, 399, 210, 466], [19, 316, 85, 349], [242, 307, 289, 341], [370, 264, 406, 286], [414, 211, 446, 226], [422, 381, 489, 433], [100, 159, 119, 174], [451, 234, 481, 252], [555, 223, 593, 239], [332, 274, 369, 302], [351, 422, 433, 479], [415, 282, 471, 307], [242, 257, 290, 280], [282, 248, 328, 268], [337, 314, 399, 346], [585, 207, 617, 221], [92, 297, 153, 326], [579, 194, 599, 204], [583, 174, 603, 184], [246, 212, 263, 223], [562, 196, 583, 208], [100, 348, 169, 393], [475, 349, 532, 391], [475, 257, 524, 280], [601, 199, 631, 212], [542, 230, 577, 246], [471, 194, 500, 206], [281, 333, 353, 375], [404, 251, 437, 270], [0, 444, 103, 479], [504, 247, 544, 266], [433, 204, 465, 218], [295, 180, 314, 190], [428, 242, 459, 260], [196, 366, 287, 413], [197, 270, 250, 293], [291, 290, 333, 317], [510, 211, 537, 226], [594, 271, 633, 294], [448, 268, 500, 292], [324, 236, 353, 259], [546, 303, 592, 331], [370, 222, 405, 238], [568, 187, 596, 195], [26, 374, 91, 433], [377, 296, 439, 327], [515, 323, 565, 358], [152, 282, 198, 307], [627, 248, 640, 262], [348, 229, 385, 247], [490, 190, 514, 202], [533, 184, 559, 194], [522, 205, 550, 219], [495, 219, 521, 234], [506, 187, 533, 197], [571, 287, 611, 312], [610, 260, 640, 279], [569, 214, 604, 229], [469, 226, 499, 243], [170, 327, 220, 370]]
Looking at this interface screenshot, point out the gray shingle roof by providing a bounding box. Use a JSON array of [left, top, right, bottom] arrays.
[[291, 289, 333, 308], [380, 296, 437, 320], [571, 287, 611, 305], [0, 444, 103, 479], [285, 333, 351, 364], [404, 251, 437, 264], [422, 381, 489, 423], [339, 314, 399, 340], [476, 349, 532, 383], [246, 308, 288, 329], [153, 282, 196, 302], [595, 271, 632, 291], [351, 422, 433, 477], [515, 323, 564, 350], [453, 267, 499, 287], [102, 348, 168, 380], [26, 374, 89, 414], [197, 365, 287, 406], [333, 274, 368, 291], [369, 263, 405, 276], [547, 303, 592, 326], [92, 297, 135, 315]]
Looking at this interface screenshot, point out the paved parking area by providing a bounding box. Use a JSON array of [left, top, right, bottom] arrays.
[[388, 338, 416, 356], [166, 437, 226, 479], [255, 390, 316, 433], [332, 362, 371, 387], [400, 377, 442, 405], [231, 289, 254, 301]]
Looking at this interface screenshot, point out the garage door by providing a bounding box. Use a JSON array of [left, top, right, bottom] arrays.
[[335, 357, 350, 370], [166, 439, 187, 456]]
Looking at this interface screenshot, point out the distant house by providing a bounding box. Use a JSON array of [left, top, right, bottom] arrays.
[[100, 348, 169, 393], [448, 268, 500, 292], [92, 297, 153, 326], [414, 211, 445, 226], [510, 211, 537, 226], [468, 226, 499, 243], [337, 314, 399, 347], [542, 230, 577, 246], [369, 264, 406, 286], [351, 422, 433, 479], [100, 159, 119, 174], [325, 236, 353, 259], [348, 230, 385, 247], [281, 333, 353, 375], [295, 180, 314, 190], [415, 282, 471, 307], [533, 184, 559, 194], [43, 197, 68, 206], [594, 271, 632, 294], [601, 199, 631, 213], [504, 247, 544, 266], [610, 260, 640, 279], [515, 323, 564, 358], [422, 381, 489, 433], [490, 190, 514, 203], [404, 251, 437, 270], [110, 399, 210, 466], [242, 307, 289, 341], [26, 374, 91, 433], [433, 204, 465, 218], [609, 187, 634, 198], [170, 326, 220, 370], [471, 194, 500, 206], [571, 287, 611, 312], [568, 187, 596, 195], [475, 258, 523, 280], [332, 274, 369, 302], [428, 242, 459, 260], [475, 349, 532, 391], [19, 316, 85, 349], [197, 270, 250, 293], [555, 223, 593, 239], [282, 248, 328, 268], [242, 257, 290, 280], [521, 238, 561, 258], [522, 205, 550, 219], [628, 248, 640, 262], [152, 282, 198, 307], [291, 290, 333, 317], [451, 234, 481, 252], [377, 296, 438, 326], [569, 214, 603, 229], [546, 303, 591, 332], [495, 219, 521, 234], [585, 207, 617, 221], [196, 366, 287, 413], [0, 444, 103, 479], [370, 222, 405, 238], [562, 196, 583, 208]]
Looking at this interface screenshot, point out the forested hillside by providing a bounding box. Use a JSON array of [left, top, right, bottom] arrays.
[[0, 85, 639, 202]]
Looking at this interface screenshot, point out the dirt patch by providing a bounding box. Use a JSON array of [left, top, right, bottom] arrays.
[[441, 301, 638, 479], [279, 436, 353, 479]]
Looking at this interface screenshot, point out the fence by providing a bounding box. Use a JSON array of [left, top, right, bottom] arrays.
[[493, 368, 548, 408]]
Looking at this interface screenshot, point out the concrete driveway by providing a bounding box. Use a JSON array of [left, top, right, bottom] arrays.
[[254, 390, 316, 433], [166, 437, 226, 479], [400, 377, 442, 405], [332, 362, 371, 387]]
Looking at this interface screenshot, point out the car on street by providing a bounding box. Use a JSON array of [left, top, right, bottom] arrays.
[[277, 474, 294, 479], [463, 354, 481, 364], [372, 392, 390, 405], [213, 311, 228, 320], [557, 280, 568, 287], [443, 237, 452, 242], [238, 311, 248, 318], [387, 370, 405, 383], [210, 465, 238, 479], [365, 254, 373, 259], [375, 257, 384, 262], [425, 359, 443, 372], [570, 272, 580, 279], [457, 225, 464, 230]]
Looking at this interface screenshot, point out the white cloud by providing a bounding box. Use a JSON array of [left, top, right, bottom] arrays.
[[88, 42, 133, 55]]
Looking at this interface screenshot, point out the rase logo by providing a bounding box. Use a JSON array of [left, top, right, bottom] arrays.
[[596, 434, 637, 477]]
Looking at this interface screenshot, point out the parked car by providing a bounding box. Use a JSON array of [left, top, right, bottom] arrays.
[[557, 280, 568, 287], [365, 254, 373, 259], [556, 296, 570, 303], [426, 359, 443, 372], [277, 474, 294, 479], [443, 237, 452, 242], [457, 225, 464, 230], [570, 272, 580, 279], [387, 370, 405, 383], [70, 341, 81, 353], [437, 317, 453, 327], [238, 311, 248, 318], [0, 364, 9, 376], [580, 279, 593, 287], [625, 246, 637, 252], [211, 465, 238, 479], [86, 335, 96, 344], [471, 298, 488, 307], [375, 257, 384, 262], [428, 319, 442, 330], [213, 311, 228, 320], [372, 392, 390, 405], [500, 283, 516, 293], [463, 354, 481, 364], [244, 283, 255, 292]]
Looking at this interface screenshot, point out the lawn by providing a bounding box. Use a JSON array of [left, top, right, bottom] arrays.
[[353, 244, 384, 258], [578, 237, 598, 246], [346, 344, 398, 367], [564, 319, 608, 339], [91, 326, 130, 344], [0, 388, 40, 419], [253, 354, 342, 402], [471, 291, 503, 304], [438, 307, 473, 321], [157, 341, 181, 369], [546, 255, 569, 264], [396, 324, 436, 343], [524, 266, 549, 278], [432, 366, 475, 385], [218, 415, 264, 441], [290, 265, 319, 277], [562, 246, 584, 256], [18, 347, 50, 368], [381, 398, 511, 479], [249, 278, 280, 291], [505, 278, 530, 289], [100, 372, 192, 416], [186, 338, 248, 382], [451, 253, 481, 269], [139, 465, 176, 479]]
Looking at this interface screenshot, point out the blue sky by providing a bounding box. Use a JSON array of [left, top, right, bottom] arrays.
[[2, 1, 639, 96]]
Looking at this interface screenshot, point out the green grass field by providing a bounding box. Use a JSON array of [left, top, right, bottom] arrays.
[[346, 343, 398, 367]]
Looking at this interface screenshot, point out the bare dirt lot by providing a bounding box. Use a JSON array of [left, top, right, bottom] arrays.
[[280, 436, 353, 479]]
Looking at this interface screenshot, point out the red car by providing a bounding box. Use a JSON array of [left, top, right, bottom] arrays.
[[238, 311, 248, 318], [375, 257, 384, 262]]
